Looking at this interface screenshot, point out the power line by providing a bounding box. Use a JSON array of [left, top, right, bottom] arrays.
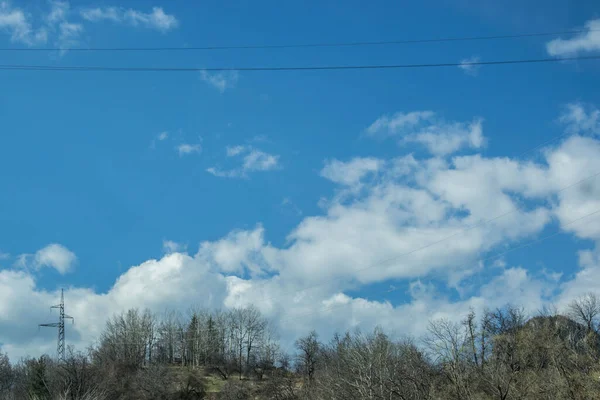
[[1, 29, 597, 52], [1, 55, 598, 73]]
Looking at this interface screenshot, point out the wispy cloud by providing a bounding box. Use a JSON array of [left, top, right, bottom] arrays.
[[158, 131, 169, 141], [242, 149, 279, 171], [80, 6, 178, 32], [366, 110, 485, 156], [366, 111, 435, 137], [226, 145, 246, 157], [458, 56, 481, 76], [559, 102, 600, 135], [0, 1, 79, 46], [321, 157, 383, 187], [281, 197, 303, 216], [0, 2, 179, 50], [200, 70, 239, 93], [150, 131, 170, 149], [546, 19, 600, 56], [207, 145, 280, 178], [163, 240, 186, 254], [177, 143, 202, 156], [0, 250, 9, 260]]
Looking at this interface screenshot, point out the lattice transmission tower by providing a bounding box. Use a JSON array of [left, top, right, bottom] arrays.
[[39, 288, 74, 361]]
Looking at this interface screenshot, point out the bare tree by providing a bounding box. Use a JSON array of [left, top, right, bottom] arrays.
[[424, 318, 472, 400], [295, 330, 320, 385], [0, 351, 12, 396], [95, 308, 156, 369], [567, 292, 600, 332]]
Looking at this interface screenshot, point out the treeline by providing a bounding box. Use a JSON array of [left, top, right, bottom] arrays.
[[95, 305, 281, 380], [0, 293, 599, 399]]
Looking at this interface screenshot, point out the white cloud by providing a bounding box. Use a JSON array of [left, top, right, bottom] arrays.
[[35, 244, 77, 274], [150, 131, 169, 149], [57, 21, 82, 47], [0, 1, 83, 49], [243, 149, 279, 171], [163, 240, 186, 254], [15, 244, 77, 275], [366, 111, 434, 137], [560, 102, 600, 135], [158, 131, 169, 141], [80, 7, 120, 22], [177, 143, 201, 156], [198, 226, 268, 275], [4, 105, 600, 363], [0, 1, 47, 45], [207, 145, 280, 178], [366, 111, 485, 156], [546, 19, 600, 56], [458, 55, 481, 76], [81, 6, 178, 32], [200, 70, 239, 93], [206, 167, 241, 178], [320, 157, 383, 186], [226, 145, 246, 157]]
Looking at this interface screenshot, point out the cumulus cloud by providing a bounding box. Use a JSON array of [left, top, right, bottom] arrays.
[[458, 56, 481, 76], [207, 145, 280, 178], [4, 105, 600, 363], [177, 143, 201, 156], [200, 70, 239, 93], [80, 6, 178, 32], [546, 19, 600, 56], [366, 111, 486, 155], [16, 244, 77, 275]]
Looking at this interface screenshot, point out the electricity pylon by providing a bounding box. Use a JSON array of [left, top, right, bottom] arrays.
[[39, 288, 74, 361]]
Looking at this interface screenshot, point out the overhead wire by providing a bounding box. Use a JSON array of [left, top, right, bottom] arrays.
[[1, 55, 599, 73], [1, 29, 597, 52], [17, 27, 596, 339]]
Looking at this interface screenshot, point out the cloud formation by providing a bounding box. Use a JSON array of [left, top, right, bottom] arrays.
[[177, 143, 202, 156], [80, 6, 178, 32], [546, 19, 600, 56], [320, 157, 383, 187], [207, 145, 280, 178], [0, 2, 179, 48], [16, 243, 77, 275], [458, 56, 481, 76], [367, 111, 485, 155], [200, 71, 240, 93], [2, 105, 600, 363], [0, 1, 46, 45]]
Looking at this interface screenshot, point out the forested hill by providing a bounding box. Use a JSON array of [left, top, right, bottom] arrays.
[[1, 293, 600, 399]]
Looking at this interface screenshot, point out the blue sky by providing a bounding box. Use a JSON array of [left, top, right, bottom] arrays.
[[1, 0, 600, 360]]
